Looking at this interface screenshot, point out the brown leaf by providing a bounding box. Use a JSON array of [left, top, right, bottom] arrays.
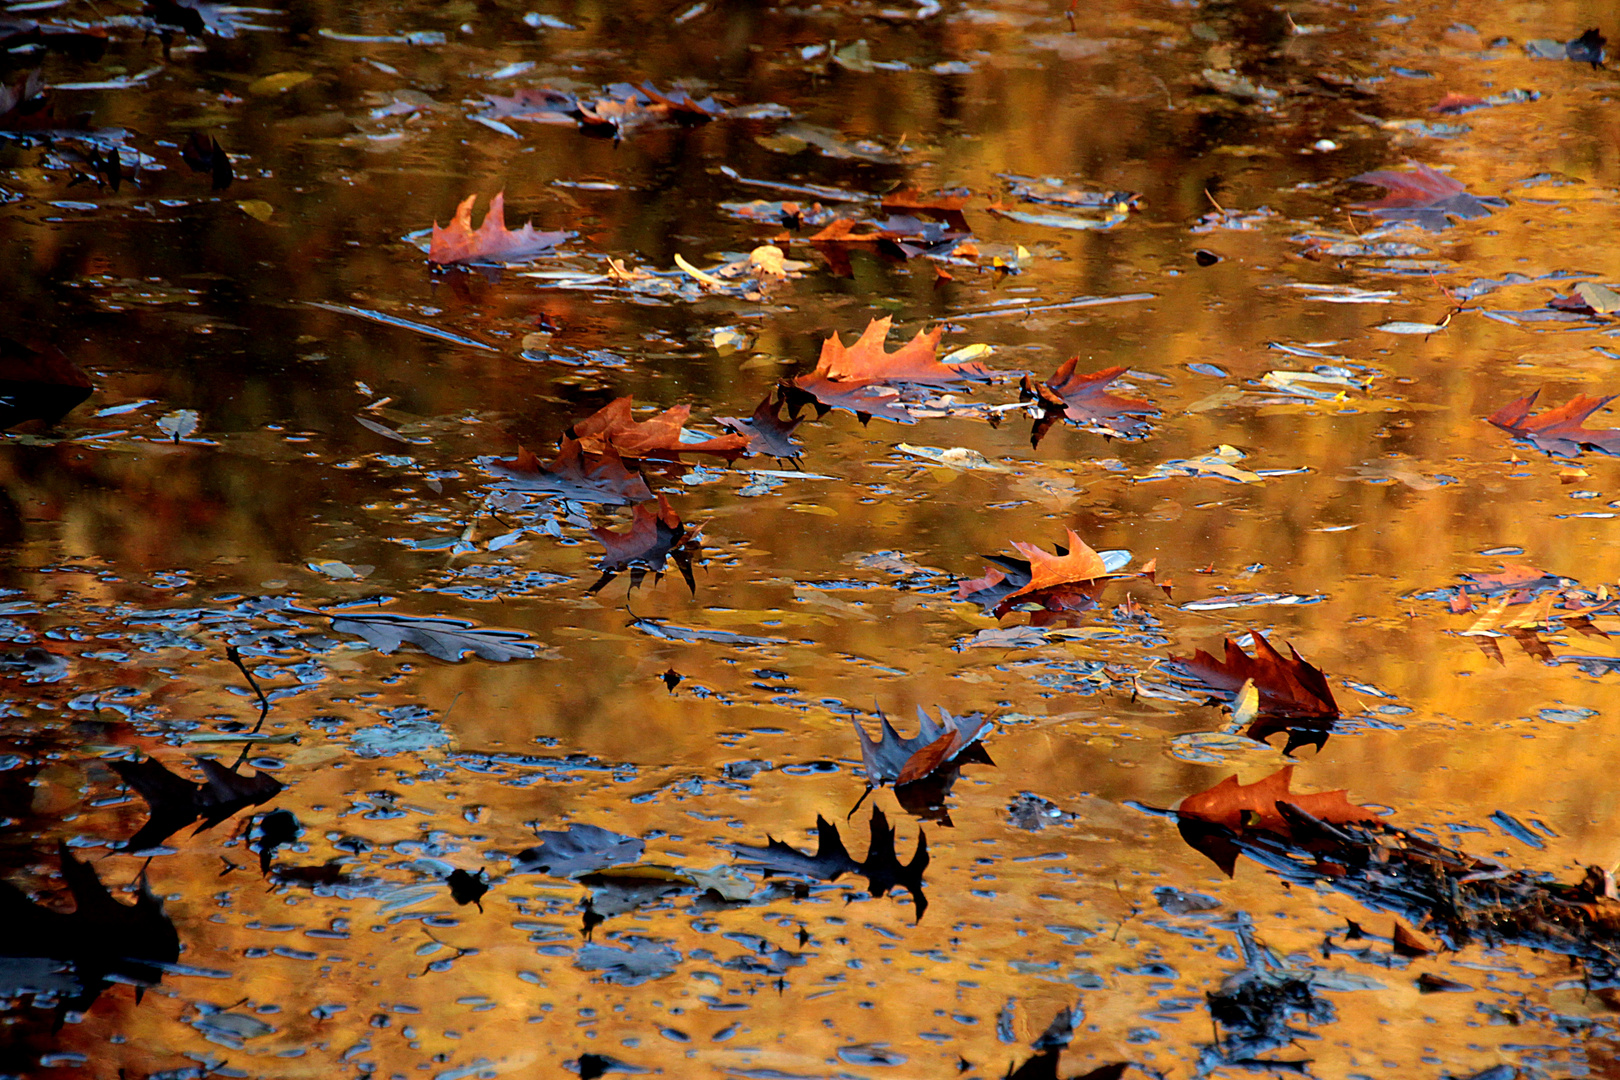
[[1348, 163, 1505, 230], [428, 192, 571, 266], [1170, 631, 1338, 717], [1416, 971, 1471, 992], [1392, 919, 1436, 957], [851, 707, 992, 787], [896, 730, 958, 786], [1005, 529, 1107, 602], [1021, 360, 1157, 445], [1486, 389, 1620, 457], [587, 493, 699, 594], [716, 392, 804, 461], [1177, 765, 1378, 833], [591, 493, 680, 565], [570, 396, 749, 462]]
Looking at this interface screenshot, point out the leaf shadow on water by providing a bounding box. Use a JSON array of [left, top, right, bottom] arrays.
[[724, 806, 929, 922], [0, 844, 179, 1022]]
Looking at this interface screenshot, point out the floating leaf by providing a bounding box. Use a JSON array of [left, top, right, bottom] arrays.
[[1177, 765, 1378, 833], [1348, 164, 1506, 231], [1167, 631, 1339, 718], [329, 610, 541, 661], [156, 409, 200, 441], [1486, 389, 1620, 457], [428, 191, 572, 266], [850, 706, 992, 787]]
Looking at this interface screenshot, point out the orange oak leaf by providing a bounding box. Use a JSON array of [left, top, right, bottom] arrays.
[[1177, 765, 1378, 833], [1005, 529, 1107, 603], [805, 316, 994, 385], [1170, 631, 1338, 717], [1485, 389, 1620, 457], [787, 317, 996, 423], [569, 396, 749, 463], [1022, 359, 1157, 446], [428, 192, 571, 266]]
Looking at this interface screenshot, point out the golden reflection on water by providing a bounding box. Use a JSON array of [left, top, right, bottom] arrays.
[[3, 0, 1620, 1076]]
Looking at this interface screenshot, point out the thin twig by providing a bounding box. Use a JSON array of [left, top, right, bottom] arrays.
[[226, 645, 271, 770], [226, 646, 270, 732]]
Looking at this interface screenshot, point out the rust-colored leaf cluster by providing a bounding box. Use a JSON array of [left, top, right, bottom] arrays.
[[1170, 767, 1620, 968]]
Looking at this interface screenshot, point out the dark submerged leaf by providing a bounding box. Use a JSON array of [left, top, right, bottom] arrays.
[[513, 823, 645, 878], [0, 338, 92, 429], [1348, 163, 1506, 231]]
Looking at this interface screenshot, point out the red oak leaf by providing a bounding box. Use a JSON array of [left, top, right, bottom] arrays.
[[1021, 359, 1156, 446], [569, 396, 749, 463], [1486, 389, 1620, 457], [1177, 765, 1379, 833], [1347, 164, 1505, 230], [587, 493, 699, 594], [428, 192, 571, 266], [1169, 631, 1338, 717]]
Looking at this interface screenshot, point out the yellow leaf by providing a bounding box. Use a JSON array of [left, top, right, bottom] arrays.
[[1231, 679, 1260, 728], [747, 244, 787, 279], [237, 200, 274, 222], [674, 252, 726, 287], [712, 328, 750, 355], [247, 71, 312, 95]]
